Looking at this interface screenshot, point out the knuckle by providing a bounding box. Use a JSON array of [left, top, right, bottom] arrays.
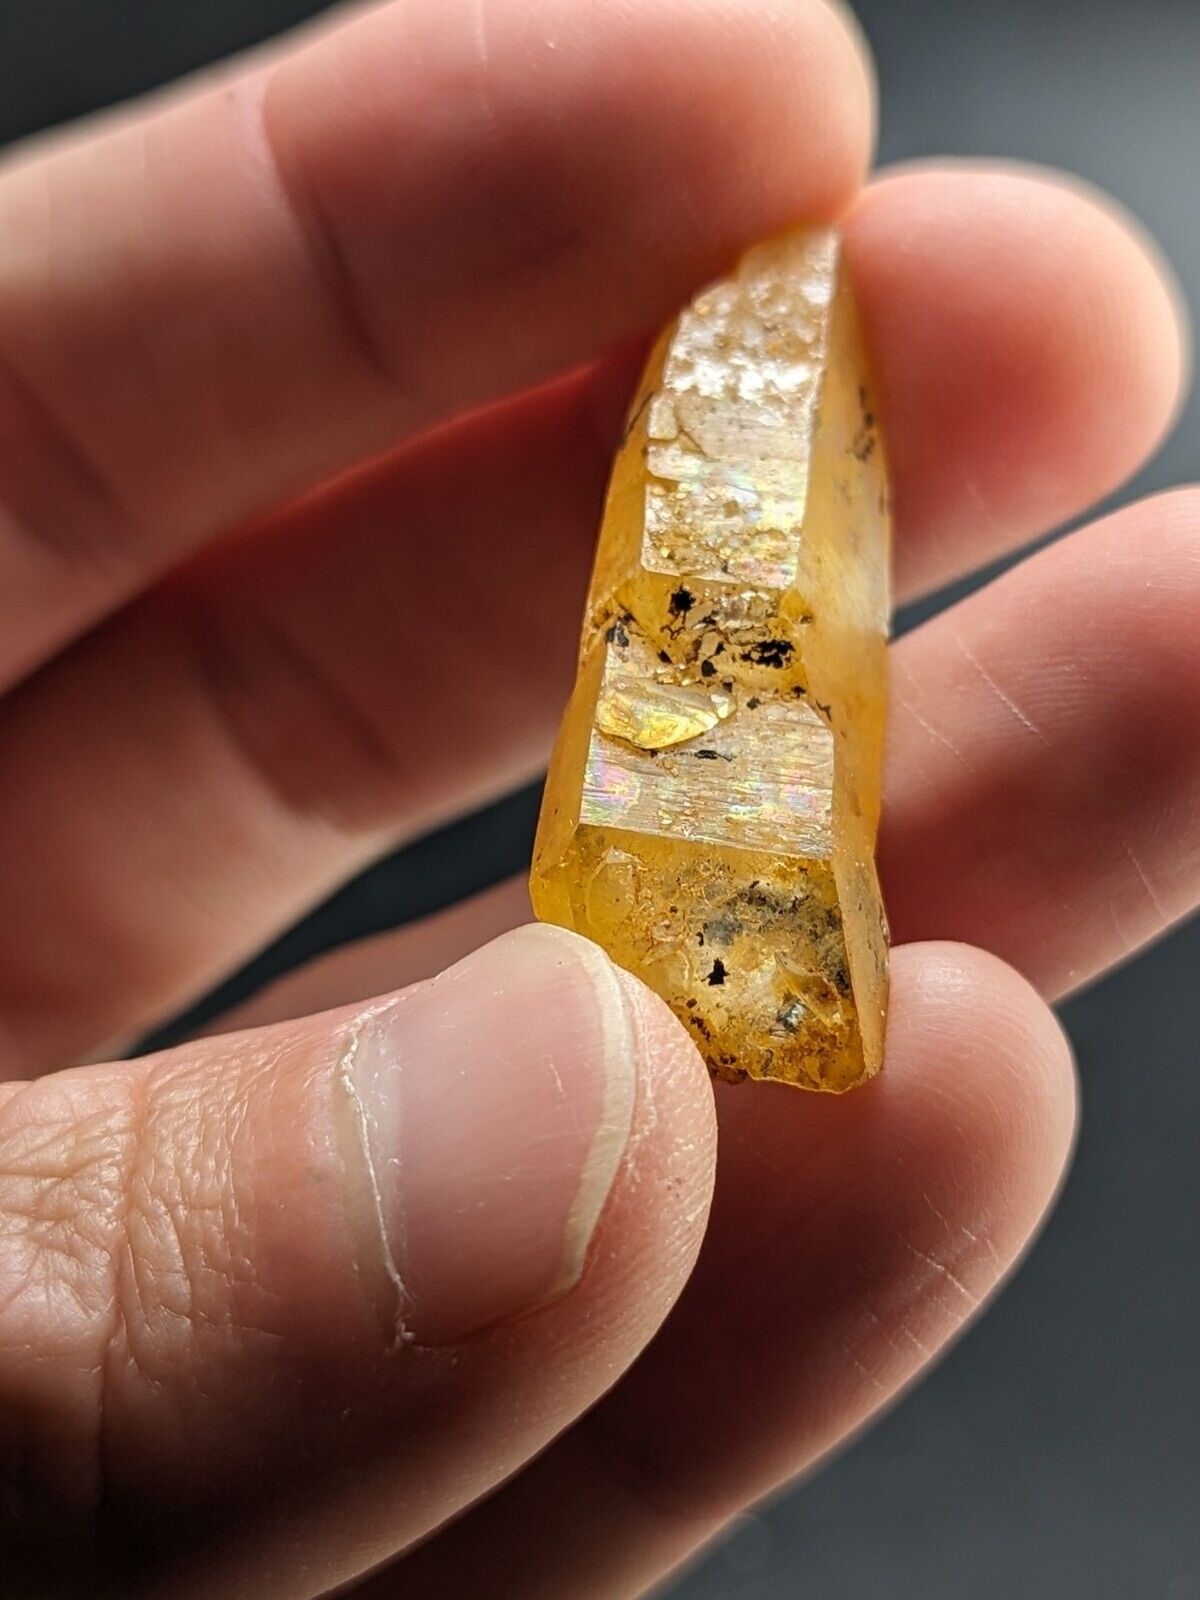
[[255, 75, 405, 397], [0, 1059, 259, 1538], [0, 326, 140, 590], [176, 576, 413, 830], [0, 1053, 281, 1550], [0, 1069, 138, 1534]]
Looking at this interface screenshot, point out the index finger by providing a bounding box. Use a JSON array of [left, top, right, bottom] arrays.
[[0, 0, 873, 688]]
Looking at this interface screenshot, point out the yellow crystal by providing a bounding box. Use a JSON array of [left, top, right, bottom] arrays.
[[595, 676, 734, 750], [531, 227, 891, 1090]]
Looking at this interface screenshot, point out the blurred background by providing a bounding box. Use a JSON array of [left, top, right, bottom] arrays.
[[1, 1, 1197, 1596]]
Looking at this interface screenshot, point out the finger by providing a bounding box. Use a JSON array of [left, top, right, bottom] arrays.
[[851, 163, 1188, 600], [0, 925, 715, 1600], [0, 197, 1188, 1075], [352, 942, 1076, 1599], [216, 485, 1200, 1041], [0, 0, 873, 687], [882, 486, 1200, 996]]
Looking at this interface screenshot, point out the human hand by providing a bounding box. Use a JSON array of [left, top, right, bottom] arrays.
[[0, 1, 1191, 1596]]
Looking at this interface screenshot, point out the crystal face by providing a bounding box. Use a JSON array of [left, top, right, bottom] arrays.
[[531, 227, 891, 1090]]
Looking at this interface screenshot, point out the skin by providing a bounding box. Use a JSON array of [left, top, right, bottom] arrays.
[[0, 1, 1193, 1596]]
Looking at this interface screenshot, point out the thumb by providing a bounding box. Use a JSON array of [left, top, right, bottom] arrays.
[[0, 925, 715, 1599]]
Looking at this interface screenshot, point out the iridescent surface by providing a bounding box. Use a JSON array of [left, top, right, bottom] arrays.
[[532, 227, 891, 1089]]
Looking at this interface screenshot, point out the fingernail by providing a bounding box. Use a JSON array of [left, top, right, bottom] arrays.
[[346, 925, 638, 1344]]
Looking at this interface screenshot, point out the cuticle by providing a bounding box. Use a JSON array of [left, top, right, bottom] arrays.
[[334, 999, 414, 1350]]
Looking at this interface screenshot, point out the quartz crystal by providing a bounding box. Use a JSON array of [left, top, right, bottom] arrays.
[[531, 228, 890, 1090]]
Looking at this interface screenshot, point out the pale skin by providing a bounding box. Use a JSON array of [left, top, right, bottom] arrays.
[[0, 0, 1193, 1594]]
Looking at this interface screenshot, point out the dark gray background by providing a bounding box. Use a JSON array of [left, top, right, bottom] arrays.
[[0, 2, 1196, 1597]]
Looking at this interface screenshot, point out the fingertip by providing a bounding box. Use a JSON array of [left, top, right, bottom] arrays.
[[1098, 179, 1193, 427], [720, 0, 877, 222], [1012, 163, 1191, 456], [848, 162, 1191, 596], [819, 0, 880, 184], [611, 958, 715, 1116], [885, 485, 1200, 998], [584, 954, 718, 1327], [888, 940, 1078, 1239]]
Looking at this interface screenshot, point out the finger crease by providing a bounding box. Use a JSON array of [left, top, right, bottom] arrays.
[[185, 593, 405, 828], [247, 75, 406, 398], [891, 655, 980, 775], [1124, 840, 1168, 921], [0, 336, 140, 583], [94, 1067, 150, 1522], [897, 1236, 980, 1310], [952, 632, 1051, 747]]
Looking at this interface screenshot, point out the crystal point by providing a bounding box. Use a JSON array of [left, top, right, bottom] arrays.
[[531, 227, 891, 1090]]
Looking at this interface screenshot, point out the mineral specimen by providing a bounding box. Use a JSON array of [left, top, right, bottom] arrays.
[[531, 227, 890, 1090]]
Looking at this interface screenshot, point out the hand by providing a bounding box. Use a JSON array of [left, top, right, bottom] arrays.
[[0, 1, 1190, 1595]]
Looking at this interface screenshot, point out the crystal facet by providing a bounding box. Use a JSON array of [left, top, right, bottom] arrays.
[[531, 227, 891, 1090]]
